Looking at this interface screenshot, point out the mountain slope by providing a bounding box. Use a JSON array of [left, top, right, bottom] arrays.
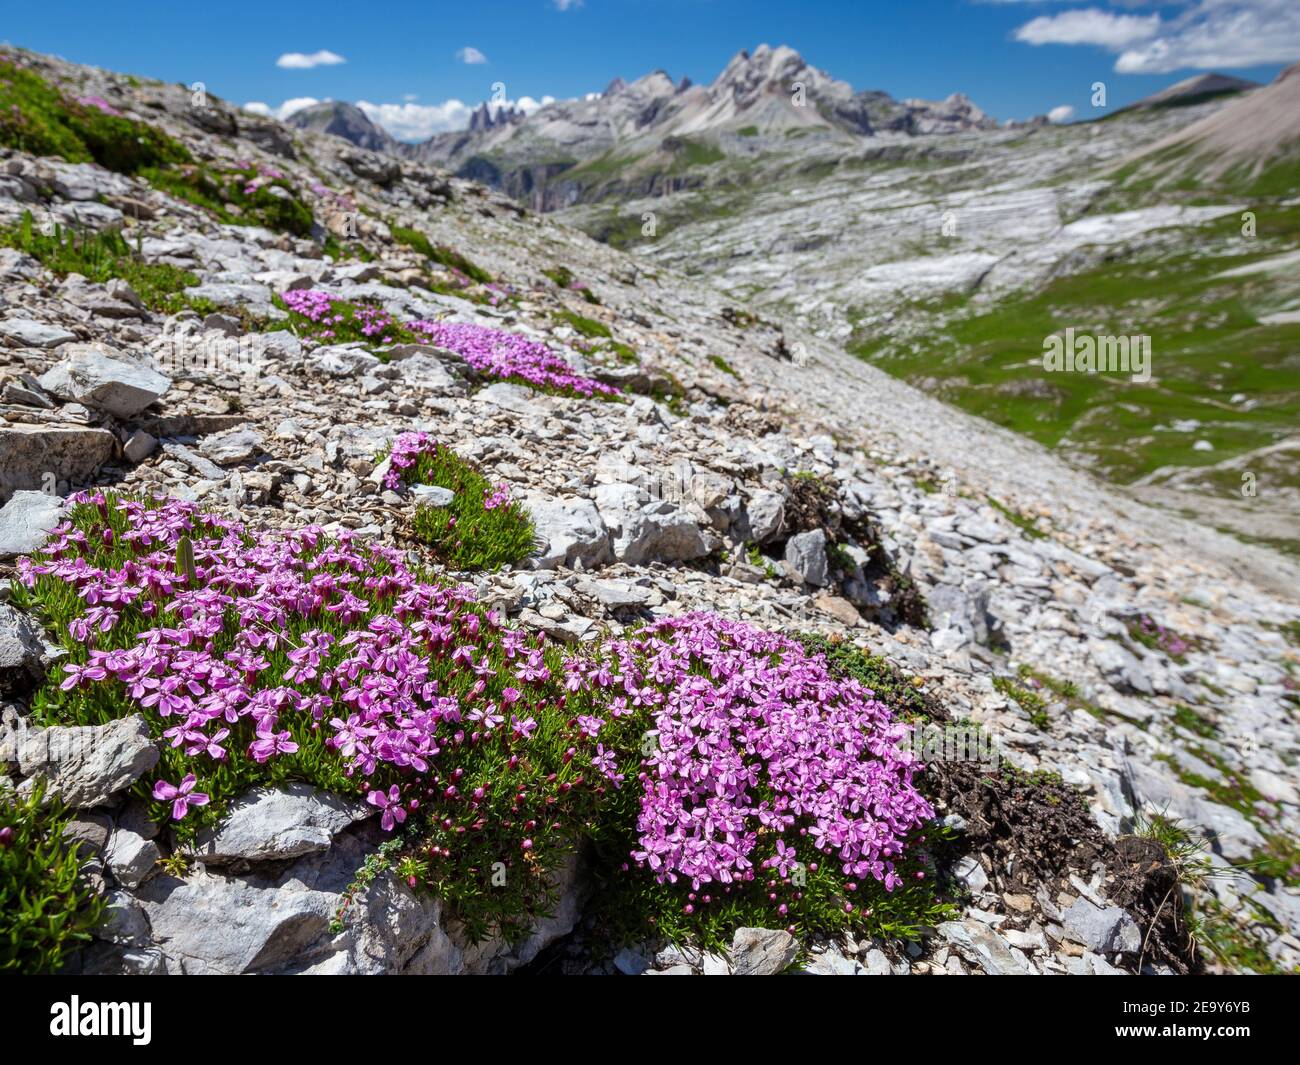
[[1117, 63, 1300, 193], [1117, 72, 1259, 113], [0, 44, 1297, 979]]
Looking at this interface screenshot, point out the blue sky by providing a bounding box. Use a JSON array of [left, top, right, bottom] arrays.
[[5, 1, 1295, 139]]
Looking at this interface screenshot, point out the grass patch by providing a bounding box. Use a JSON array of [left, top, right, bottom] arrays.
[[0, 56, 190, 174], [427, 244, 493, 285], [986, 496, 1048, 541], [388, 442, 537, 572], [0, 211, 197, 312], [796, 632, 943, 724], [1172, 703, 1219, 739], [543, 265, 600, 304], [142, 163, 314, 237], [994, 673, 1050, 729], [1, 782, 106, 973], [391, 224, 436, 259], [555, 309, 612, 339]]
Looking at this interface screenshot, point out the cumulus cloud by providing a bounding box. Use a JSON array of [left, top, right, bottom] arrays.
[[243, 89, 558, 143], [356, 94, 557, 140], [456, 46, 488, 65], [1012, 1, 1300, 74], [1115, 0, 1300, 73], [1047, 104, 1075, 122], [275, 49, 346, 70], [1015, 9, 1161, 48], [242, 97, 321, 120]]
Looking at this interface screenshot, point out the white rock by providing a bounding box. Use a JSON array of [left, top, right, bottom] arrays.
[[0, 490, 66, 558], [0, 318, 77, 348], [194, 783, 371, 865], [38, 347, 171, 418], [16, 714, 158, 808], [730, 927, 797, 976]]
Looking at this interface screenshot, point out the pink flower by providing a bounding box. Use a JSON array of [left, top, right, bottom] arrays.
[[152, 774, 210, 820], [367, 784, 407, 831]]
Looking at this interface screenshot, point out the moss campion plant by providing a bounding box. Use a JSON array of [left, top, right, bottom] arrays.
[[383, 431, 536, 572], [13, 492, 944, 951]]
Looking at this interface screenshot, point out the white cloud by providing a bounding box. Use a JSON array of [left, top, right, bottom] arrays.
[[1047, 104, 1075, 122], [1012, 1, 1300, 74], [514, 95, 556, 115], [276, 50, 346, 70], [456, 46, 488, 65], [243, 89, 559, 143], [553, 0, 583, 10], [243, 97, 321, 120], [1115, 0, 1300, 73], [353, 93, 557, 140], [1015, 9, 1161, 48], [356, 99, 474, 140]]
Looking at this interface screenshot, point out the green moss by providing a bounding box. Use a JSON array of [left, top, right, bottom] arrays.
[[994, 673, 1050, 729], [427, 244, 493, 285], [556, 309, 612, 339], [391, 224, 435, 259], [708, 353, 739, 378], [986, 496, 1048, 540], [142, 163, 314, 237], [543, 265, 600, 304], [737, 125, 759, 137], [797, 633, 941, 724], [1172, 703, 1219, 739]]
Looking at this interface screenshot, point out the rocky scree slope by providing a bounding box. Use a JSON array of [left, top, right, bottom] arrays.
[[0, 46, 1298, 976]]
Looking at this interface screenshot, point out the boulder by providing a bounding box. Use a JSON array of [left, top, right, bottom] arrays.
[[410, 484, 455, 507], [104, 827, 162, 889], [744, 489, 785, 543], [309, 344, 381, 378], [785, 529, 830, 586], [523, 491, 611, 570], [0, 425, 118, 503], [0, 490, 66, 558], [16, 714, 159, 808], [38, 347, 171, 418], [938, 919, 1035, 975], [1062, 897, 1142, 954], [730, 927, 797, 976], [197, 427, 262, 466], [0, 318, 77, 348], [593, 483, 708, 566], [0, 603, 46, 695], [193, 783, 370, 865]]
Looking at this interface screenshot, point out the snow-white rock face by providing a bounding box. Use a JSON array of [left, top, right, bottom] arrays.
[[1, 43, 1298, 977]]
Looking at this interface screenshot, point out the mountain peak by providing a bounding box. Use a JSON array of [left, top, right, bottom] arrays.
[[285, 100, 395, 152]]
